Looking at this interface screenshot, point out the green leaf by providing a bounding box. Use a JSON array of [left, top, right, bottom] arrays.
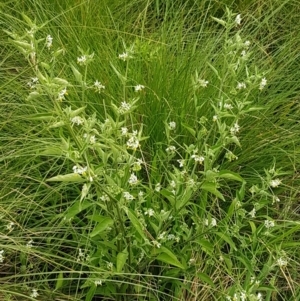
[[90, 217, 114, 237], [156, 252, 185, 269], [47, 173, 85, 182], [53, 77, 69, 86], [27, 91, 41, 101], [207, 62, 221, 80], [70, 63, 83, 84], [55, 272, 64, 290], [116, 248, 128, 272], [201, 182, 225, 201], [211, 16, 227, 27], [110, 62, 126, 82], [236, 255, 253, 273], [215, 232, 237, 251], [181, 123, 196, 137], [217, 170, 245, 182], [49, 121, 65, 128], [126, 209, 146, 240], [26, 113, 54, 121], [64, 200, 93, 220], [195, 239, 214, 256], [197, 272, 215, 288], [85, 286, 96, 301]]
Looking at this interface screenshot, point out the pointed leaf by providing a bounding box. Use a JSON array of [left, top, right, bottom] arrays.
[[55, 272, 64, 290], [126, 209, 146, 239], [197, 272, 215, 288], [156, 252, 185, 269], [70, 63, 83, 84], [201, 182, 225, 201], [215, 232, 237, 251], [65, 200, 93, 220], [47, 173, 85, 182], [116, 248, 128, 272], [90, 217, 114, 237], [217, 170, 244, 182]]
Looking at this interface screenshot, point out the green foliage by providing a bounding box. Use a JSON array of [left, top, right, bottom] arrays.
[[1, 0, 300, 300]]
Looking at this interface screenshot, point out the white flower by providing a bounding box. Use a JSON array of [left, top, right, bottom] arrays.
[[144, 208, 155, 216], [198, 79, 209, 87], [270, 178, 281, 188], [0, 250, 4, 263], [94, 280, 102, 286], [244, 40, 251, 47], [155, 183, 161, 192], [189, 258, 196, 265], [211, 218, 217, 227], [26, 239, 33, 248], [30, 289, 39, 298], [77, 248, 85, 262], [170, 180, 176, 188], [249, 208, 256, 218], [235, 14, 241, 25], [123, 191, 134, 201], [134, 84, 145, 92], [240, 291, 246, 301], [264, 220, 275, 229], [224, 103, 233, 110], [167, 234, 175, 240], [158, 232, 166, 240], [272, 196, 280, 204], [7, 221, 15, 231], [94, 80, 105, 93], [90, 135, 96, 144], [27, 77, 39, 89], [168, 121, 176, 130], [191, 154, 205, 163], [73, 165, 88, 175], [126, 136, 139, 150], [257, 292, 263, 301], [77, 55, 87, 65], [57, 87, 67, 101], [46, 35, 53, 49], [152, 240, 161, 248], [118, 101, 131, 114], [166, 146, 176, 153], [71, 116, 84, 125], [259, 77, 267, 90], [118, 52, 129, 60], [213, 115, 218, 122], [121, 127, 128, 136], [100, 194, 110, 202], [236, 82, 246, 89], [241, 50, 247, 57], [230, 122, 240, 135], [128, 173, 138, 185], [277, 257, 288, 267], [177, 159, 185, 167]]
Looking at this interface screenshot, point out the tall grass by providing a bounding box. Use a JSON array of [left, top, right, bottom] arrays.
[[1, 0, 300, 300]]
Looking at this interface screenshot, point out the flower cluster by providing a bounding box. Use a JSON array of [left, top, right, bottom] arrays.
[[71, 116, 84, 125], [126, 131, 139, 150], [73, 165, 88, 175], [118, 101, 131, 114], [46, 35, 53, 49], [94, 80, 105, 93]]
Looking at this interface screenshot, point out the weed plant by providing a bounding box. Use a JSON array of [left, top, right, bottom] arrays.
[[1, 0, 300, 300]]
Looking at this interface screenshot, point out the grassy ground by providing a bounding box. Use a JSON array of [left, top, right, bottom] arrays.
[[1, 0, 300, 300]]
